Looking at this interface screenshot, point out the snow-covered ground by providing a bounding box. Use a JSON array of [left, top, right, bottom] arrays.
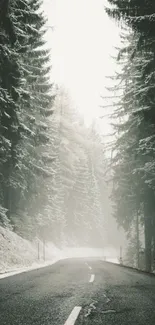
[[0, 226, 119, 280], [0, 226, 62, 279]]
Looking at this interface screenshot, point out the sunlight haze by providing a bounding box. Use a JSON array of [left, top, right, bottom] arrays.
[[43, 0, 121, 129]]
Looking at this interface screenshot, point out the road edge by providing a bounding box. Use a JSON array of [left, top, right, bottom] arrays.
[[102, 260, 155, 277], [0, 258, 61, 280]]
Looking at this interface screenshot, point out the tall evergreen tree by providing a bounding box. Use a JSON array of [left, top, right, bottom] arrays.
[[0, 0, 22, 224], [106, 0, 155, 271], [13, 0, 54, 236], [0, 0, 54, 237]]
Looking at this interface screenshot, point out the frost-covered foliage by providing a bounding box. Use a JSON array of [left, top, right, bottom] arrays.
[[32, 89, 108, 247], [0, 0, 109, 248], [0, 0, 54, 230], [106, 0, 155, 272]]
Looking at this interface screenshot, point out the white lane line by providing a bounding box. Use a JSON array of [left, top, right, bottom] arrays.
[[64, 306, 82, 325], [89, 274, 95, 283]]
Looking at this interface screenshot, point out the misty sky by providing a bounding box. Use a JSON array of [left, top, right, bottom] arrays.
[[43, 0, 121, 131]]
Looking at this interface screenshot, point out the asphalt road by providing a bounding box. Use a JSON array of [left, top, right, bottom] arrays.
[[0, 258, 155, 325]]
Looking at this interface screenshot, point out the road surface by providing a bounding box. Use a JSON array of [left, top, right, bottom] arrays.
[[0, 258, 155, 325]]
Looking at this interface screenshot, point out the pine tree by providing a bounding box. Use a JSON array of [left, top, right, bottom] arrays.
[[0, 0, 23, 224], [36, 88, 108, 247], [0, 0, 54, 236], [106, 0, 155, 271], [18, 0, 54, 211]]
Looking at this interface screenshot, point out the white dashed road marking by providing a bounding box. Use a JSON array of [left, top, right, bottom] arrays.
[[89, 274, 95, 283], [64, 306, 82, 325], [85, 262, 95, 282]]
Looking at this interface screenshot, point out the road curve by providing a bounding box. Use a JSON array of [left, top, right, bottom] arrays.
[[0, 258, 155, 325]]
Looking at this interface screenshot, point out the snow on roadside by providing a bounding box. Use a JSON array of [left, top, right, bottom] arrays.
[[0, 226, 62, 279]]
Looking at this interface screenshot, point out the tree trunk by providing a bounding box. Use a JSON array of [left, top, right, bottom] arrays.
[[152, 218, 155, 271], [2, 160, 12, 222], [136, 211, 139, 269], [3, 185, 11, 220], [0, 0, 10, 21], [144, 205, 152, 272]]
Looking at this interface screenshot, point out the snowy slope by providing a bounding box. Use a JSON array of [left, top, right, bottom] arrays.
[[0, 226, 62, 275]]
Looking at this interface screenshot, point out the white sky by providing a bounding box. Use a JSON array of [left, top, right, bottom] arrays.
[[43, 0, 121, 131]]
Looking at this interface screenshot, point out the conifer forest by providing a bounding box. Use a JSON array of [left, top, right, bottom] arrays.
[[1, 0, 155, 273]]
